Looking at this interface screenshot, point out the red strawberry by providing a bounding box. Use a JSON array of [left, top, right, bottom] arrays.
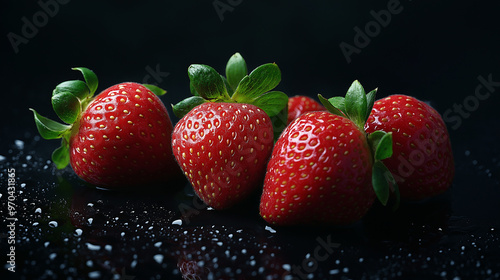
[[31, 67, 181, 189], [364, 95, 454, 200], [172, 102, 273, 209], [260, 81, 397, 225], [287, 95, 325, 124], [171, 53, 288, 209]]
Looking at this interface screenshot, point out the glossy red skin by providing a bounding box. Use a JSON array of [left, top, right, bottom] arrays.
[[69, 82, 180, 188], [364, 95, 454, 200], [260, 111, 375, 225], [171, 103, 274, 209], [287, 95, 325, 124]]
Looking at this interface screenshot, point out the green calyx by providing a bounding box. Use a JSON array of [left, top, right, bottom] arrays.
[[31, 67, 166, 170], [318, 80, 400, 208], [172, 52, 288, 140]]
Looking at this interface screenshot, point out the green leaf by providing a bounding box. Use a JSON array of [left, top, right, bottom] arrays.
[[368, 131, 393, 161], [372, 161, 391, 206], [188, 64, 229, 100], [232, 63, 281, 102], [189, 81, 199, 96], [328, 96, 346, 113], [143, 84, 167, 96], [52, 141, 70, 169], [225, 52, 248, 91], [221, 75, 234, 96], [365, 88, 377, 122], [172, 96, 207, 118], [318, 94, 345, 117], [72, 67, 98, 95], [30, 108, 71, 139], [52, 91, 82, 124], [53, 80, 90, 100], [270, 105, 288, 142], [251, 91, 288, 117], [344, 80, 367, 129]]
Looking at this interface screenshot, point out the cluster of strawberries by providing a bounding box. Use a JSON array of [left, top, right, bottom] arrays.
[[32, 54, 454, 226]]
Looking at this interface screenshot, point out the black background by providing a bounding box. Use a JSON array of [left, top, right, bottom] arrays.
[[1, 0, 500, 279]]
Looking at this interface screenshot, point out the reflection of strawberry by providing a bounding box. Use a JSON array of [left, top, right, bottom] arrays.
[[31, 68, 181, 189], [171, 53, 288, 209], [260, 81, 398, 225], [364, 95, 454, 200], [287, 95, 324, 124]]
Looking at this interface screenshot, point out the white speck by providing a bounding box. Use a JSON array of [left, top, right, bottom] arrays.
[[86, 243, 101, 251], [87, 203, 94, 207], [197, 261, 205, 267], [154, 242, 162, 247], [21, 183, 26, 188], [105, 245, 112, 252], [172, 219, 182, 226], [228, 233, 233, 238], [207, 207, 215, 210], [74, 229, 83, 236], [217, 242, 223, 246], [26, 155, 32, 161], [241, 249, 247, 254], [35, 208, 42, 214], [121, 232, 125, 237], [49, 253, 57, 260], [359, 257, 364, 263], [249, 260, 256, 266], [86, 260, 93, 267], [131, 260, 137, 268], [282, 264, 291, 271], [440, 271, 447, 277], [48, 221, 58, 228], [32, 222, 39, 226], [265, 226, 276, 233], [154, 254, 164, 264], [343, 267, 349, 273], [15, 140, 24, 149], [461, 246, 465, 250], [87, 218, 93, 225], [329, 269, 340, 275], [44, 241, 50, 247], [0, 155, 6, 161], [88, 271, 101, 279]]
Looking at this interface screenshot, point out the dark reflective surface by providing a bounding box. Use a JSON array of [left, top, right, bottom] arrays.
[[1, 124, 499, 280]]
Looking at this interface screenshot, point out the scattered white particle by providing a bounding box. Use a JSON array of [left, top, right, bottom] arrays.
[[207, 207, 215, 210], [440, 271, 447, 277], [86, 260, 93, 267], [74, 229, 83, 236], [49, 253, 57, 260], [87, 203, 94, 207], [32, 222, 39, 226], [88, 218, 93, 225], [105, 245, 112, 252], [282, 264, 291, 271], [86, 243, 101, 251], [359, 257, 364, 263], [35, 208, 42, 214], [197, 261, 205, 267], [265, 226, 276, 233], [121, 232, 125, 237], [329, 269, 340, 275], [461, 246, 465, 250], [343, 267, 349, 273], [154, 242, 162, 248], [236, 229, 243, 233], [172, 219, 182, 226], [131, 260, 137, 268], [0, 155, 5, 161], [241, 249, 247, 254], [88, 271, 101, 279], [249, 260, 256, 266], [21, 183, 26, 188], [228, 233, 233, 238], [15, 140, 24, 149], [44, 241, 50, 248], [217, 242, 223, 246], [154, 254, 164, 264], [48, 221, 58, 228], [26, 155, 32, 161]]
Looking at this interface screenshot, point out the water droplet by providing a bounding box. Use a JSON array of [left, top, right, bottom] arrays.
[[48, 221, 58, 228], [154, 242, 162, 247], [87, 218, 93, 225], [26, 155, 32, 161], [465, 150, 470, 156], [74, 229, 83, 236], [35, 208, 42, 214], [265, 226, 276, 233], [153, 254, 164, 264], [49, 253, 57, 260], [0, 155, 5, 161], [15, 140, 24, 149], [86, 243, 101, 251], [88, 271, 101, 279], [329, 269, 340, 275], [172, 219, 182, 226], [105, 245, 112, 252]]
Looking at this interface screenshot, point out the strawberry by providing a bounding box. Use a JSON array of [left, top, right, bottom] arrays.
[[260, 80, 398, 225], [31, 67, 181, 189], [287, 95, 325, 124], [364, 95, 454, 200], [171, 53, 288, 209]]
